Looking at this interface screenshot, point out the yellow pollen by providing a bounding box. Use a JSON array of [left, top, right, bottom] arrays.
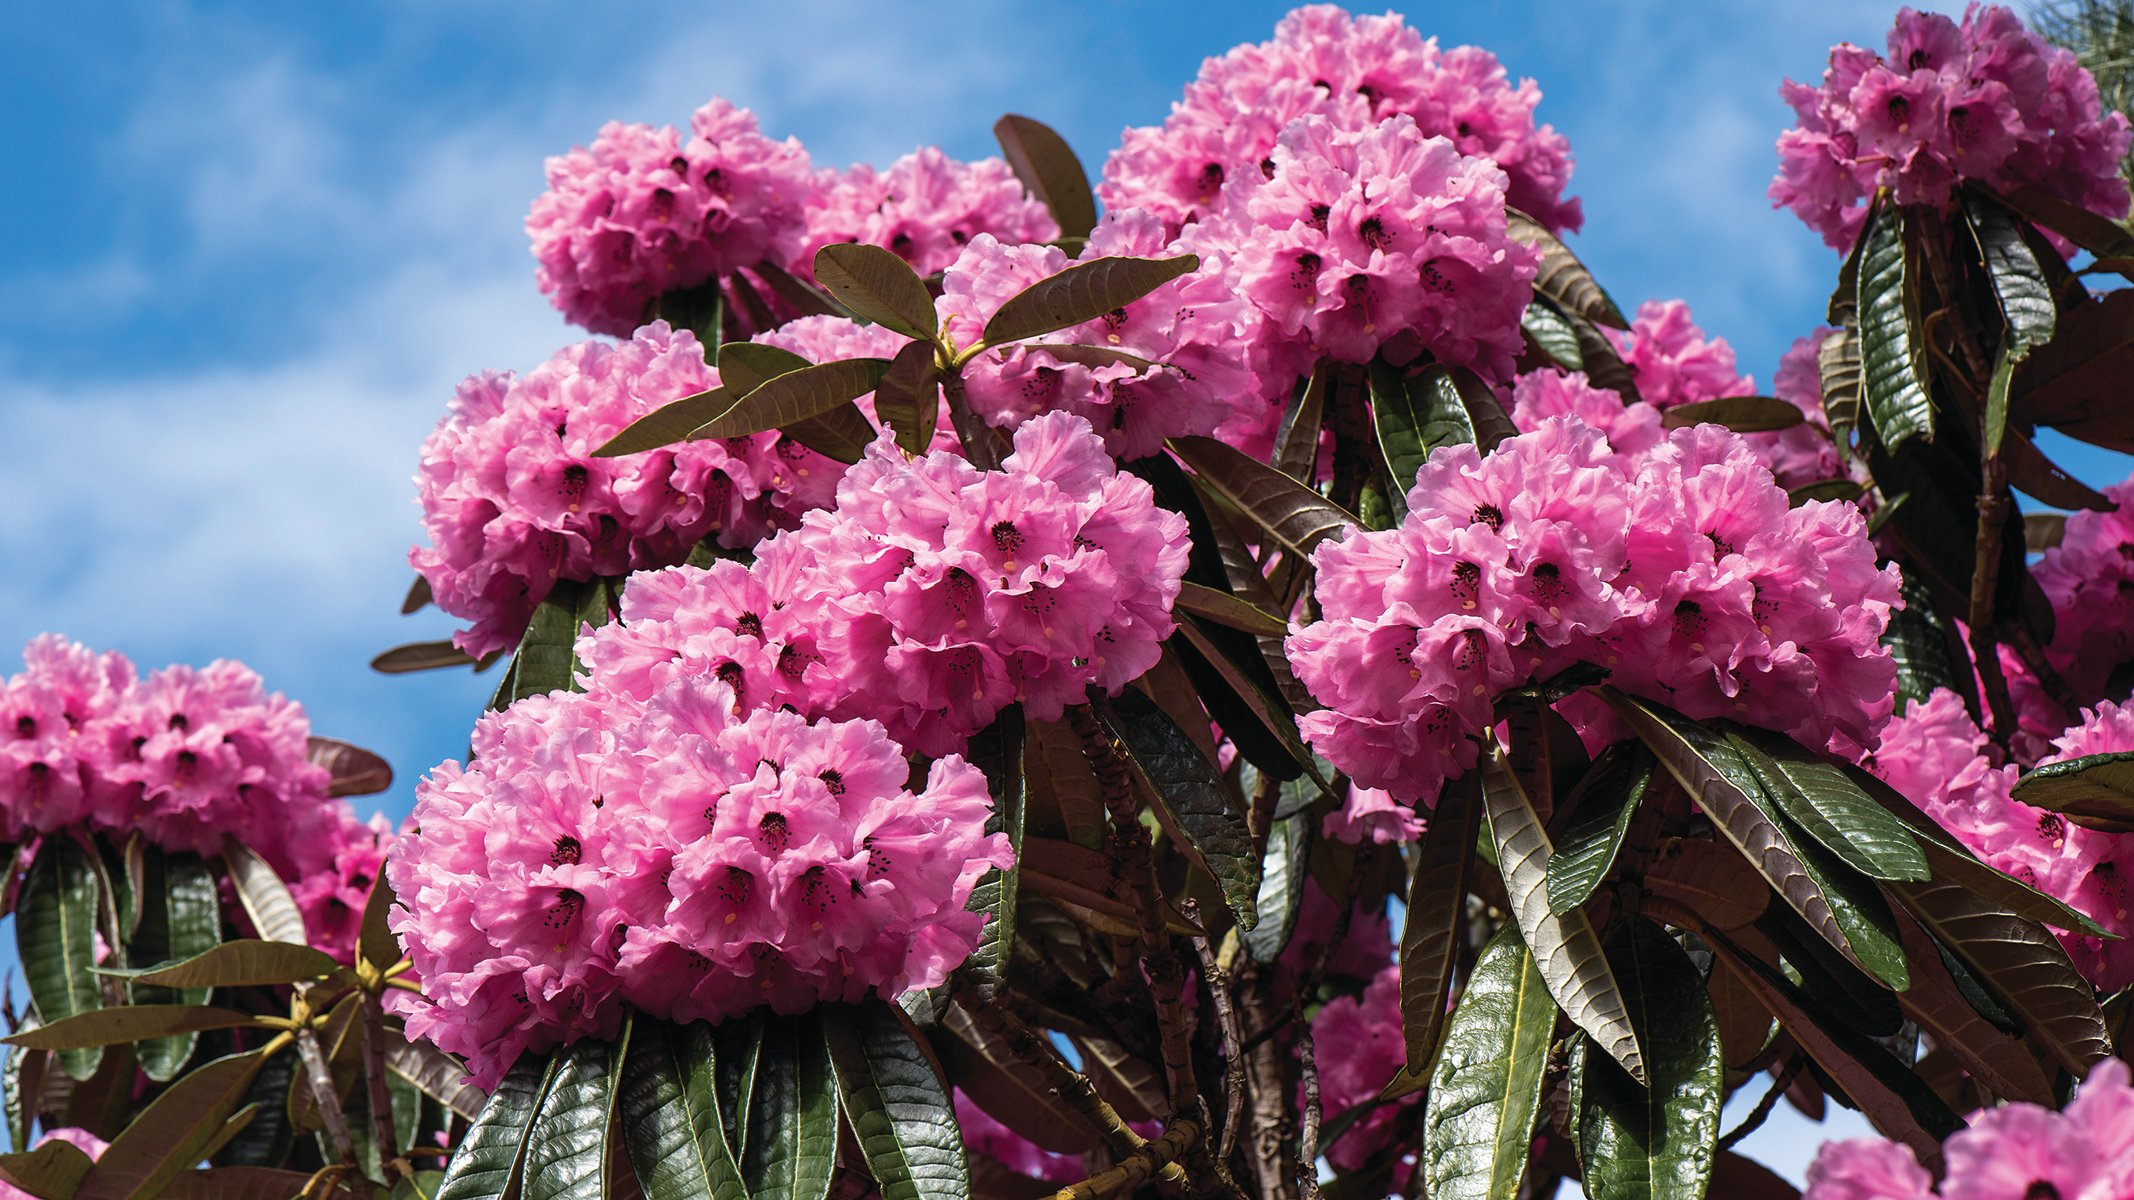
[[1690, 642, 1705, 653], [1548, 606, 1561, 617], [812, 920, 823, 931], [1107, 333, 1122, 345], [725, 913, 737, 924], [567, 503, 581, 514], [797, 468, 810, 478], [1408, 669, 1421, 680], [955, 619, 969, 630], [1472, 684, 1486, 696], [1462, 601, 1476, 610], [1759, 624, 1773, 635], [1003, 559, 1017, 571]]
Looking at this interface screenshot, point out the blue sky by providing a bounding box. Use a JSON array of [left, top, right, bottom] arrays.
[[13, 0, 2117, 1178]]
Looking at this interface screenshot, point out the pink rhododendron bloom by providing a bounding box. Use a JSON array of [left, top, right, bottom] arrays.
[[1772, 6, 2133, 249], [291, 810, 397, 965], [1322, 783, 1425, 845], [1184, 113, 1539, 390], [1100, 5, 1581, 234], [2032, 477, 2134, 702], [1610, 299, 1757, 413], [1292, 416, 1896, 808], [1310, 965, 1418, 1173], [388, 678, 1012, 1087], [1280, 878, 1395, 984], [1509, 368, 1664, 461], [1804, 1137, 1936, 1200], [793, 148, 1056, 282], [527, 102, 814, 335]]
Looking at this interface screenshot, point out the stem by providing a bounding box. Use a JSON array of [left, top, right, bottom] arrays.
[[962, 1004, 1149, 1162], [1970, 484, 2019, 747], [361, 998, 399, 1172], [1191, 919, 1249, 1168], [940, 372, 1005, 471], [1048, 1119, 1201, 1200], [1718, 1055, 1804, 1152], [1237, 964, 1300, 1200], [1293, 1012, 1326, 1200], [298, 1024, 355, 1164]]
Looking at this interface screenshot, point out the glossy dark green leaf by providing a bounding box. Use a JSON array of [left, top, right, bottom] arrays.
[[1096, 687, 1261, 928], [1508, 208, 1626, 328], [992, 115, 1097, 240], [524, 1036, 621, 1200], [1547, 746, 1652, 916], [1422, 923, 1556, 1200], [621, 1022, 747, 1200], [812, 244, 937, 339], [741, 1014, 836, 1200], [871, 340, 941, 457], [113, 849, 217, 1082], [19, 837, 104, 1081], [1573, 919, 1724, 1200], [490, 577, 616, 711], [5, 1006, 257, 1050], [1173, 620, 1321, 783], [956, 708, 1026, 1003], [1175, 582, 1287, 637], [2012, 751, 2134, 832], [825, 1000, 969, 1200], [1882, 566, 1971, 710], [1521, 300, 1583, 368], [593, 388, 736, 457], [1243, 812, 1313, 964], [981, 256, 1197, 346], [1857, 203, 1934, 450], [77, 1050, 268, 1200], [1168, 435, 1357, 559], [1383, 780, 1483, 1100], [437, 1054, 559, 1200], [1273, 361, 1330, 482], [1818, 322, 1863, 442], [370, 640, 479, 674], [1481, 751, 1646, 1084], [1658, 396, 1806, 433], [1733, 731, 1929, 883], [1965, 192, 2057, 358], [221, 840, 306, 949], [1368, 361, 1516, 498]]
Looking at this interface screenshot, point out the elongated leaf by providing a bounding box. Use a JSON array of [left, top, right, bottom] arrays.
[[1176, 582, 1287, 637], [1995, 183, 2134, 259], [370, 640, 478, 674], [872, 340, 941, 457], [689, 358, 890, 442], [1273, 361, 1330, 482], [742, 1014, 836, 1200], [438, 1054, 559, 1200], [1383, 780, 1483, 1100], [1819, 322, 1863, 440], [1174, 620, 1320, 781], [982, 256, 1197, 346], [525, 1037, 620, 1200], [20, 838, 103, 1081], [1422, 923, 1557, 1200], [2013, 751, 2134, 831], [1573, 919, 1724, 1200], [957, 709, 1025, 1003], [992, 115, 1097, 240], [1964, 192, 2057, 358], [2003, 424, 2113, 510], [715, 343, 810, 394], [1168, 435, 1357, 559], [593, 388, 735, 457], [6, 1006, 258, 1050], [1882, 566, 1971, 710], [387, 1036, 487, 1122], [305, 738, 393, 798], [1735, 731, 1929, 883], [359, 871, 401, 974], [490, 577, 615, 711], [0, 1138, 94, 1198], [1857, 203, 1934, 450], [222, 839, 306, 945], [622, 1022, 747, 1200], [1643, 839, 1769, 932], [114, 940, 339, 990], [1659, 396, 1805, 433], [1481, 752, 1646, 1084], [78, 1050, 268, 1200], [813, 244, 937, 339], [1522, 300, 1584, 368], [1508, 208, 1626, 327], [1097, 688, 1261, 928], [1368, 362, 1515, 498], [933, 1007, 1101, 1157], [1547, 746, 1652, 916], [1889, 907, 2054, 1104], [1243, 813, 1314, 965], [825, 1001, 968, 1200]]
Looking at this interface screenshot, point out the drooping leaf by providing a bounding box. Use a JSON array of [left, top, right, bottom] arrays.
[[1175, 582, 1288, 637], [1243, 813, 1314, 965], [1789, 479, 1867, 505], [1421, 923, 1557, 1200], [824, 1000, 969, 1200], [1658, 396, 1806, 433], [1818, 322, 1863, 441], [1168, 435, 1357, 559], [19, 837, 104, 1082], [1173, 620, 1321, 783], [1383, 779, 1483, 1100], [2012, 751, 2134, 832], [2026, 511, 2067, 551], [981, 256, 1198, 346], [1481, 751, 1646, 1084], [111, 940, 340, 990], [76, 1050, 269, 1200], [1546, 745, 1653, 916], [741, 1014, 837, 1200], [370, 640, 478, 674], [933, 1007, 1102, 1157], [1096, 688, 1261, 928], [2011, 288, 2134, 448], [592, 388, 736, 457], [1889, 907, 2054, 1104], [952, 708, 1025, 1004], [1856, 203, 1935, 450], [1273, 361, 1330, 483], [1881, 566, 1972, 710], [437, 1054, 559, 1200], [118, 850, 220, 1082], [715, 343, 811, 393], [1642, 839, 1769, 933], [1508, 208, 1626, 328], [621, 1021, 747, 1200], [490, 576, 616, 711], [1993, 183, 2134, 260], [811, 244, 938, 339], [2003, 424, 2114, 510], [5, 1006, 259, 1050], [992, 115, 1097, 241], [387, 1035, 488, 1123], [222, 839, 307, 946], [305, 738, 392, 799], [1963, 192, 2057, 358], [0, 1137, 94, 1199], [524, 1035, 622, 1200], [871, 340, 941, 457], [1368, 361, 1515, 497], [1521, 299, 1584, 368], [687, 358, 891, 442], [359, 870, 401, 973], [1572, 919, 1724, 1200], [1733, 731, 1930, 883], [164, 1167, 364, 1200]]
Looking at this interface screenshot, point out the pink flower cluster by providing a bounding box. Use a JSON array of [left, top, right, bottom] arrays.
[[1100, 5, 1581, 234], [944, 215, 1262, 460], [2032, 478, 2134, 702], [291, 811, 397, 965], [388, 678, 1012, 1087], [1183, 113, 1539, 392], [1772, 5, 2134, 250], [0, 636, 345, 877], [527, 101, 815, 335], [1310, 964, 1418, 1173], [1805, 1059, 2134, 1199], [1870, 691, 2134, 989], [579, 413, 1190, 756], [793, 148, 1057, 283], [1290, 416, 1898, 812]]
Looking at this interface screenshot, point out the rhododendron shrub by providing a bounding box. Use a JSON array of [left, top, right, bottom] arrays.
[[36, 4, 2134, 1199]]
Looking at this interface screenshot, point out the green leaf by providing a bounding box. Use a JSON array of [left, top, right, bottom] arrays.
[[1547, 745, 1653, 916], [687, 358, 891, 442], [1273, 361, 1330, 482], [716, 343, 811, 394], [932, 1007, 1103, 1157], [1480, 751, 1646, 1084], [0, 1137, 95, 1200], [1964, 192, 2057, 359], [1173, 620, 1322, 783], [1521, 300, 1583, 368], [1658, 396, 1806, 433], [524, 1036, 622, 1200], [5, 1005, 258, 1050], [360, 870, 402, 973], [1175, 582, 1287, 637], [490, 577, 616, 711], [1096, 688, 1261, 928], [955, 708, 1026, 1004], [871, 340, 941, 458], [111, 939, 340, 990], [304, 737, 394, 798], [825, 1000, 969, 1200], [1421, 923, 1556, 1200], [221, 839, 306, 946], [19, 837, 104, 1081], [1993, 183, 2134, 259], [1732, 730, 1930, 883], [715, 1013, 764, 1163], [1818, 322, 1863, 443], [621, 1021, 747, 1200], [370, 640, 479, 674], [981, 256, 1198, 346], [437, 1053, 559, 1200], [812, 244, 938, 339], [119, 850, 220, 1082], [1383, 780, 1483, 1100], [1573, 920, 1723, 1200], [992, 115, 1097, 241], [2013, 751, 2134, 832], [387, 1035, 488, 1123], [1243, 812, 1313, 965], [1368, 361, 1516, 498], [1507, 208, 1627, 328], [1889, 906, 2054, 1104], [593, 388, 736, 457], [1882, 566, 1971, 709], [1168, 435, 1358, 559], [741, 1014, 837, 1200], [1857, 202, 1935, 450], [77, 1050, 269, 1200]]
